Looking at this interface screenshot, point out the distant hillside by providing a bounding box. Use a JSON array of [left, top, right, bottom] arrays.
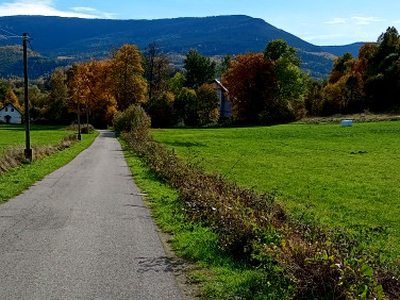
[[0, 15, 365, 78], [321, 43, 366, 58], [0, 45, 78, 78]]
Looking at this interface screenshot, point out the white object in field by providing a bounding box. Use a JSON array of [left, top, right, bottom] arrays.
[[341, 120, 353, 127]]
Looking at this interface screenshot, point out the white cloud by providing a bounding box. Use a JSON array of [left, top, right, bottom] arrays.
[[351, 16, 385, 25], [0, 0, 115, 18], [325, 15, 385, 26], [325, 18, 347, 25], [72, 7, 97, 13]]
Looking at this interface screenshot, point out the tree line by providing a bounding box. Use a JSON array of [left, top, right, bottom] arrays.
[[1, 26, 400, 127]]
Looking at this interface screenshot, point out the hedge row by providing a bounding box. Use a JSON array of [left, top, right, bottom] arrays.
[[120, 105, 400, 299]]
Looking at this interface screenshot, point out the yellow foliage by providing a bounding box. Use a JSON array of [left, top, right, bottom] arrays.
[[4, 88, 21, 109]]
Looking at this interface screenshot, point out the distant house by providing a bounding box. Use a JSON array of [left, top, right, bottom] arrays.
[[213, 79, 231, 120], [0, 103, 22, 124]]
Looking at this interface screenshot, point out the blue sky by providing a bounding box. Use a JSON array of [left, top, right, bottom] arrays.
[[0, 0, 399, 46]]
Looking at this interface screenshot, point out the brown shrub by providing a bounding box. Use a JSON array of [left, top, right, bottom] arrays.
[[123, 123, 400, 299], [65, 123, 95, 134], [0, 134, 77, 175]]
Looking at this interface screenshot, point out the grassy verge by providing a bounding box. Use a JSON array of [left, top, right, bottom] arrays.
[[0, 132, 98, 203], [152, 121, 400, 258], [116, 105, 399, 299], [120, 139, 291, 299], [0, 124, 75, 152]]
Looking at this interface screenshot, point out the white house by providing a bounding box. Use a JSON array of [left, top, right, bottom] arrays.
[[213, 79, 231, 120], [0, 103, 22, 124]]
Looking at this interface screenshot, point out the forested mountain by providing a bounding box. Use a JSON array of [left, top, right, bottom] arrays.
[[0, 15, 365, 78]]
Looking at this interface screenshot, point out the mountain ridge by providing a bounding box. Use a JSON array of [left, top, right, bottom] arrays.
[[0, 15, 366, 78]]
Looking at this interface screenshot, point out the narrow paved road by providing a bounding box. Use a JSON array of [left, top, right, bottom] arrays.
[[0, 131, 182, 299]]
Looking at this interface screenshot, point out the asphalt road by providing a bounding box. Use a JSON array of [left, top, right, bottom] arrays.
[[0, 131, 182, 299]]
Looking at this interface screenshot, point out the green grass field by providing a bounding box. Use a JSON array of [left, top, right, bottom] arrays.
[[0, 124, 75, 155], [0, 124, 97, 202], [153, 121, 400, 258]]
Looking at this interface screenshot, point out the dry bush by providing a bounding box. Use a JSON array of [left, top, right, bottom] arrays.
[[113, 104, 151, 136], [0, 134, 77, 175], [65, 123, 95, 134], [122, 112, 400, 299]]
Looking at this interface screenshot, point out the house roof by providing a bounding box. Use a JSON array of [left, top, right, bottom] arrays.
[[0, 102, 22, 115], [213, 79, 229, 93]]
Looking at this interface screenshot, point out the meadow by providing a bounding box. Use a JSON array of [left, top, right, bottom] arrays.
[[0, 124, 97, 202], [0, 124, 74, 155], [153, 121, 400, 258]]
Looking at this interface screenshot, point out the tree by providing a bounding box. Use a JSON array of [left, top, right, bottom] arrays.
[[110, 44, 147, 110], [358, 43, 379, 62], [144, 93, 175, 128], [223, 53, 278, 123], [143, 43, 172, 99], [264, 39, 307, 120], [143, 42, 160, 99], [169, 72, 185, 95], [371, 27, 400, 73], [28, 85, 48, 121], [218, 54, 232, 76], [263, 39, 301, 67], [46, 68, 70, 122], [184, 49, 216, 89], [174, 87, 198, 125], [0, 80, 13, 105], [305, 78, 326, 116], [329, 53, 355, 84], [68, 60, 117, 126], [4, 88, 20, 109], [196, 83, 219, 125], [274, 56, 307, 119], [365, 27, 400, 110], [322, 53, 366, 114]]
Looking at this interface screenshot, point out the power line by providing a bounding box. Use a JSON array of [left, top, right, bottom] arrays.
[[0, 28, 24, 39], [24, 36, 47, 78]]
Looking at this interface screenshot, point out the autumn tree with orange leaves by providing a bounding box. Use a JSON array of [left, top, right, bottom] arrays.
[[322, 52, 366, 114], [223, 40, 307, 124], [3, 87, 21, 109], [68, 60, 117, 126], [223, 53, 278, 123], [67, 44, 147, 126], [110, 44, 147, 110]]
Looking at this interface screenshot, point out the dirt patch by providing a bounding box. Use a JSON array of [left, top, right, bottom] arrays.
[[140, 194, 202, 299], [155, 227, 202, 299]]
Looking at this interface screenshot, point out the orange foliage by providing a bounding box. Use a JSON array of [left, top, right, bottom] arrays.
[[222, 53, 277, 123], [110, 44, 147, 110], [68, 59, 117, 124], [4, 88, 21, 109]]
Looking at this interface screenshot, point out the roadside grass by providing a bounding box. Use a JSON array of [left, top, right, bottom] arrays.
[[120, 139, 291, 299], [0, 124, 75, 154], [152, 121, 400, 259], [0, 125, 97, 203]]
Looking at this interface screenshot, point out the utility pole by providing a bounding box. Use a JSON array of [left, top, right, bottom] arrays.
[[77, 101, 81, 140], [23, 33, 32, 161]]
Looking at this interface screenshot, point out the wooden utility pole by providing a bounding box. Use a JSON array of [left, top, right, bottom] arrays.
[[23, 33, 32, 160], [77, 101, 81, 140]]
